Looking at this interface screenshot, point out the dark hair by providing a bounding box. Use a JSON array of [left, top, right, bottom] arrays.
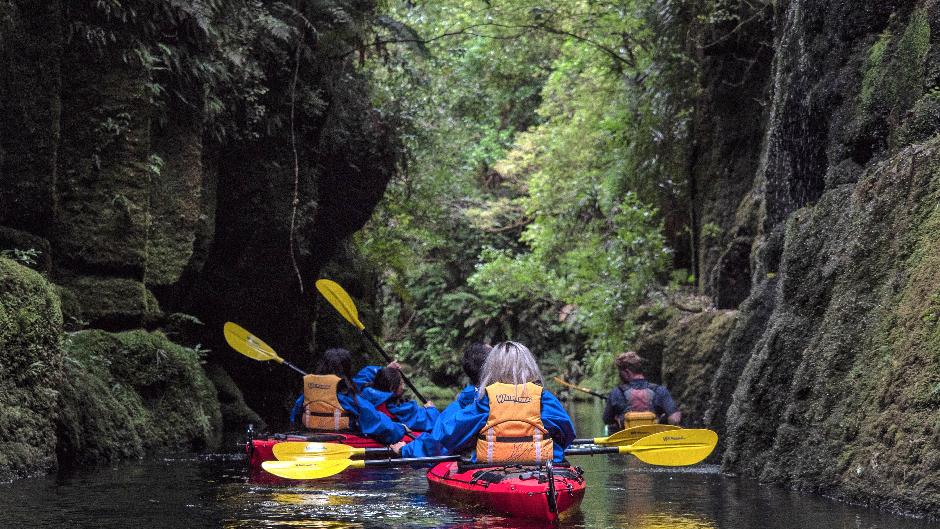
[[372, 367, 403, 395], [316, 347, 358, 396], [462, 343, 492, 386]]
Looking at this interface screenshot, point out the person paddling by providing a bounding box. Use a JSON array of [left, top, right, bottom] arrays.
[[602, 351, 681, 431], [360, 365, 440, 432], [392, 341, 575, 464], [437, 342, 492, 423], [288, 348, 410, 445]]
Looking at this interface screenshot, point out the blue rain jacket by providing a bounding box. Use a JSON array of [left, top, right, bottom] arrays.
[[360, 387, 441, 432], [437, 384, 477, 423], [354, 365, 441, 431], [400, 386, 575, 463], [289, 389, 406, 446], [353, 365, 383, 389]]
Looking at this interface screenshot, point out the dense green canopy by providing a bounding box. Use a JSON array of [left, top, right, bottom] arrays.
[[354, 0, 706, 387]]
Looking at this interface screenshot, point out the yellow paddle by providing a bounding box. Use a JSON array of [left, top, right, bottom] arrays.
[[572, 424, 681, 446], [272, 441, 391, 461], [261, 429, 718, 479], [552, 376, 608, 400], [567, 429, 718, 467], [275, 424, 683, 462], [223, 321, 307, 376], [315, 279, 429, 404]]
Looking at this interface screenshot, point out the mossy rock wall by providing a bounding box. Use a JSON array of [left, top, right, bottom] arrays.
[[634, 308, 738, 429], [719, 139, 940, 515], [654, 0, 940, 516], [0, 258, 64, 481], [0, 2, 397, 424], [56, 330, 222, 467]]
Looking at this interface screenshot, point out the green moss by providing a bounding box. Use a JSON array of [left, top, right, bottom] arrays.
[[897, 90, 940, 145], [56, 329, 221, 467], [144, 110, 205, 287], [892, 9, 931, 113], [858, 9, 932, 142], [57, 276, 161, 326], [205, 363, 264, 447], [859, 30, 892, 114], [0, 257, 64, 480], [55, 58, 152, 274]]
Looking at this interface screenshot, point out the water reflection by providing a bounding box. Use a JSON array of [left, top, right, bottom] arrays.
[[0, 401, 935, 528]]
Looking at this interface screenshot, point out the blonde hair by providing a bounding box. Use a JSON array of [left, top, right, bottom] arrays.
[[477, 341, 543, 397]]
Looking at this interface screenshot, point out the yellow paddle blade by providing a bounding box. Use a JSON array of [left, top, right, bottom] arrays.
[[272, 442, 365, 461], [599, 424, 682, 446], [223, 322, 283, 363], [621, 429, 718, 466], [315, 279, 366, 330], [261, 458, 365, 480]]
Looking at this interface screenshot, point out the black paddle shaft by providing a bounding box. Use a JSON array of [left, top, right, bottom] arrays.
[[362, 454, 461, 468], [362, 447, 618, 468], [281, 359, 307, 376], [564, 446, 620, 457], [361, 330, 429, 404]]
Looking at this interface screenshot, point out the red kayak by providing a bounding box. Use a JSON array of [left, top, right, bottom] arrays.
[[427, 462, 586, 523], [247, 430, 422, 475]]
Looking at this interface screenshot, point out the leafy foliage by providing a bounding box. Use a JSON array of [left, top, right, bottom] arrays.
[[352, 1, 699, 388]]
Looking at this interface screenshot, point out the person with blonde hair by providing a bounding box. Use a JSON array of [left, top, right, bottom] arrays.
[[603, 351, 681, 430], [392, 341, 575, 464]]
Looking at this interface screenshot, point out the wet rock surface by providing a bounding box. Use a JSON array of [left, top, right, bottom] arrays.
[[650, 0, 940, 517]]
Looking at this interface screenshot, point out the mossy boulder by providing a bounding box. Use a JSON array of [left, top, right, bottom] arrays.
[[0, 257, 63, 481], [205, 363, 264, 450], [56, 276, 161, 328], [56, 329, 222, 467], [633, 305, 737, 428]]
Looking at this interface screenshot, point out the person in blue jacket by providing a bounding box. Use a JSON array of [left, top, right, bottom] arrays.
[[360, 366, 440, 431], [289, 348, 407, 445], [391, 341, 575, 463], [437, 342, 492, 424]]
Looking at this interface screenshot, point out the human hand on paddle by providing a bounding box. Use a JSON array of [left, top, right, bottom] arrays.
[[316, 279, 430, 405], [389, 441, 406, 455]]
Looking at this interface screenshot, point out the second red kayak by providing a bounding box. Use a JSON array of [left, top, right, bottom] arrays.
[[427, 461, 586, 523], [247, 431, 420, 472]]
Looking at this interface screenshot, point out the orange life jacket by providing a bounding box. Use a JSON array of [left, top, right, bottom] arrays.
[[476, 382, 553, 465], [302, 374, 351, 431]]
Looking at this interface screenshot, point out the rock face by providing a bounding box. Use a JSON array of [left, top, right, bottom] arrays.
[[0, 258, 63, 481], [0, 1, 398, 473], [0, 1, 398, 431], [0, 259, 225, 477], [649, 0, 940, 517], [56, 330, 222, 467]]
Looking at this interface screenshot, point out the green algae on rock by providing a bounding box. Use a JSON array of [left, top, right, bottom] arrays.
[[0, 258, 64, 481], [205, 363, 265, 449], [56, 330, 222, 467]]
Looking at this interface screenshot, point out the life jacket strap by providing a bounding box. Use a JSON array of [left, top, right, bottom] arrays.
[[306, 411, 351, 418], [477, 434, 538, 442]]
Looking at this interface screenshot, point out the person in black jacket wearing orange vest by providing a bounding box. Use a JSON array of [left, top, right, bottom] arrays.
[[602, 351, 681, 431]]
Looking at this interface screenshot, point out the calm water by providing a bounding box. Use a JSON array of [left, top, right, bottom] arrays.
[[2, 401, 935, 528]]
